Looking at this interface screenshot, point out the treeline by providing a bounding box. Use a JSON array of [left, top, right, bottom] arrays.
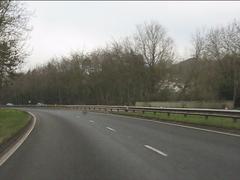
[[5, 49, 149, 105], [1, 20, 240, 107]]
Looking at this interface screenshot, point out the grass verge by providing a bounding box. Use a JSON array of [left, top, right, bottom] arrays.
[[0, 109, 30, 145], [113, 111, 240, 130]]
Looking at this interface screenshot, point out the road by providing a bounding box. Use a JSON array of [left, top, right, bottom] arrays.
[[0, 108, 239, 180]]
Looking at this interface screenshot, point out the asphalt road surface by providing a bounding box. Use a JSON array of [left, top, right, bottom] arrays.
[[0, 108, 239, 180]]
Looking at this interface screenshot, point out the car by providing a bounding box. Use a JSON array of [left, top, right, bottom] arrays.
[[36, 102, 45, 106], [6, 103, 14, 106]]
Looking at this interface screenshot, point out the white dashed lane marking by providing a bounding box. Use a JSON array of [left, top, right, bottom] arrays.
[[144, 145, 168, 157], [106, 127, 116, 132]]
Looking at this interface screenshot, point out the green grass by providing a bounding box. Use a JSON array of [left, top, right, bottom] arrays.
[[113, 111, 240, 130], [0, 109, 30, 145]]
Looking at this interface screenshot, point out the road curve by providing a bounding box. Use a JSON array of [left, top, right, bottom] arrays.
[[0, 108, 239, 180]]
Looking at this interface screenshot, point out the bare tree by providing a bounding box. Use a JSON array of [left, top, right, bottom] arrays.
[[134, 21, 175, 67], [221, 20, 240, 107], [134, 21, 175, 99], [190, 20, 240, 107], [221, 20, 240, 55], [191, 28, 206, 60], [205, 28, 226, 61]]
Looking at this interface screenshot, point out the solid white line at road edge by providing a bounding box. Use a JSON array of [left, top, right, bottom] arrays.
[[144, 145, 168, 157], [95, 112, 240, 138], [0, 111, 36, 166], [106, 127, 116, 132]]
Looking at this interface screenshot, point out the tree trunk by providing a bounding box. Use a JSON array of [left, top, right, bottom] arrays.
[[233, 58, 240, 108]]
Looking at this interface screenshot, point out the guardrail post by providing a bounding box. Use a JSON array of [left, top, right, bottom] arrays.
[[133, 110, 135, 113], [142, 110, 145, 114], [167, 112, 170, 116], [117, 109, 119, 112], [205, 115, 208, 120], [154, 111, 156, 115]]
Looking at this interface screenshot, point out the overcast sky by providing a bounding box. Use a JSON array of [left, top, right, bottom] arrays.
[[24, 1, 240, 69]]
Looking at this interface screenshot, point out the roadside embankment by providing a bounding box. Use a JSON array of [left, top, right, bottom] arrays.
[[0, 109, 31, 148]]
